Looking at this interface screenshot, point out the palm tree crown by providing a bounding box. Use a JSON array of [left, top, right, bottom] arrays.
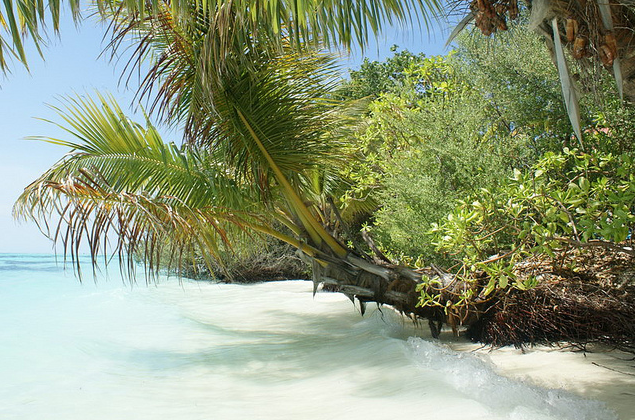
[[1, 0, 441, 73]]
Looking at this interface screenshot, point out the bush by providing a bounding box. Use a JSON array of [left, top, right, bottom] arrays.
[[168, 233, 310, 282], [342, 49, 538, 265], [431, 148, 635, 300]]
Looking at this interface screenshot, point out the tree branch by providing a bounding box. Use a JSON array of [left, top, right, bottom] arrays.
[[553, 237, 635, 257]]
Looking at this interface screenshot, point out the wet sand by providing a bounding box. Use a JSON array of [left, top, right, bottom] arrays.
[[454, 343, 635, 420]]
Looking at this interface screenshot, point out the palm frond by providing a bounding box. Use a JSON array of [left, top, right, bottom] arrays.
[[190, 45, 355, 255], [104, 0, 442, 51], [445, 11, 475, 48], [28, 93, 253, 209], [13, 93, 283, 277], [551, 17, 582, 144], [19, 175, 264, 280], [1, 0, 442, 74], [0, 0, 82, 72]]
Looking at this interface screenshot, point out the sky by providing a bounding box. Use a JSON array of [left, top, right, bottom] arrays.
[[0, 12, 450, 254]]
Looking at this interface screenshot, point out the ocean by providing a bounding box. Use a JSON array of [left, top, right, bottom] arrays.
[[0, 254, 617, 420]]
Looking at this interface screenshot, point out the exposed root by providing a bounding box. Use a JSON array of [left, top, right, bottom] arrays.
[[467, 249, 635, 353]]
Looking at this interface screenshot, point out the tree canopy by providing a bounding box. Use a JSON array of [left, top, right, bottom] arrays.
[[8, 0, 635, 350], [0, 0, 441, 72]]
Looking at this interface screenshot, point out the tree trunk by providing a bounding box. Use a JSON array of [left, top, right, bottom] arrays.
[[619, 54, 635, 103], [304, 249, 635, 353], [304, 252, 480, 338]]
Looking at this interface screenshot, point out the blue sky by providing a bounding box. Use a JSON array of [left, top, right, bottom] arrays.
[[0, 12, 450, 254]]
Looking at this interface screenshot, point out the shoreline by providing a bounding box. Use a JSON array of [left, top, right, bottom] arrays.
[[451, 342, 635, 419]]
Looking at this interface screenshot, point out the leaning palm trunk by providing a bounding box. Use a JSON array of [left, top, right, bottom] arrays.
[[14, 2, 635, 348], [309, 255, 469, 336], [13, 91, 473, 337]]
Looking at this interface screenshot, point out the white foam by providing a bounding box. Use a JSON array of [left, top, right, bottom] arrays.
[[0, 256, 626, 420], [406, 338, 618, 420]]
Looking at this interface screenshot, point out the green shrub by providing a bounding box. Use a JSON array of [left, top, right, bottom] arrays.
[[430, 148, 635, 302]]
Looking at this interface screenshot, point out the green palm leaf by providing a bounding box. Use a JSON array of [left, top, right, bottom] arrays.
[[14, 93, 283, 274], [31, 94, 253, 208], [188, 46, 352, 254], [105, 6, 356, 255], [1, 0, 441, 73], [14, 92, 336, 276]]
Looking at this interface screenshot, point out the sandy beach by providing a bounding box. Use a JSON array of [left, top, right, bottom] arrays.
[[456, 344, 635, 419]]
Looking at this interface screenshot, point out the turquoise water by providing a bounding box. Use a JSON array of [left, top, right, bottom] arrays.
[[0, 254, 617, 420]]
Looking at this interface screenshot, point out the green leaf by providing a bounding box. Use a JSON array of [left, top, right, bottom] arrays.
[[483, 278, 496, 297], [579, 177, 590, 192]]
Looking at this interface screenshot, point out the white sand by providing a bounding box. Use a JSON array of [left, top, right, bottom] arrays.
[[451, 343, 635, 420]]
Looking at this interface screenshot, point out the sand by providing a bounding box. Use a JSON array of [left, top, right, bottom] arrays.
[[452, 343, 635, 420]]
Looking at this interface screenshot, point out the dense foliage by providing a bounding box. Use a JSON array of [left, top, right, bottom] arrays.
[[338, 28, 568, 265], [335, 25, 635, 313], [432, 148, 635, 299], [11, 0, 635, 349]]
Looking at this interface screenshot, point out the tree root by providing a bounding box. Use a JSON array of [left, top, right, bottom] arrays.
[[466, 278, 635, 354]]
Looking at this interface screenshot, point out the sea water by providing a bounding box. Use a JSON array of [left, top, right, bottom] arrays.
[[0, 254, 617, 420]]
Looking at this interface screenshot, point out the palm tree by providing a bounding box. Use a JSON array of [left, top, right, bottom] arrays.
[[12, 1, 635, 344], [461, 0, 635, 98], [0, 0, 440, 73], [15, 3, 467, 334], [447, 0, 635, 141]]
